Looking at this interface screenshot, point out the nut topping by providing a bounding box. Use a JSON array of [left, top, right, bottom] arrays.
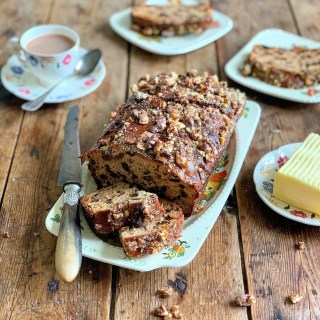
[[138, 110, 150, 124]]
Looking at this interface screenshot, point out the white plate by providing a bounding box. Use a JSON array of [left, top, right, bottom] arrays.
[[225, 29, 320, 104], [0, 48, 106, 103], [109, 0, 233, 56], [46, 100, 261, 271], [253, 142, 320, 226]]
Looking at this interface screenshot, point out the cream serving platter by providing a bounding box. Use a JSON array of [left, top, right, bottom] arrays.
[[46, 100, 261, 271]]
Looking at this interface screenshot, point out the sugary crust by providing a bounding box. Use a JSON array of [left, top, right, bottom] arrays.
[[242, 45, 320, 88], [119, 199, 184, 258], [82, 71, 245, 216], [131, 4, 213, 36]]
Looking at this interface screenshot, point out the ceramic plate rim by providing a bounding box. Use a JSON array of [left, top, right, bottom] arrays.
[[109, 7, 233, 56], [46, 101, 261, 271], [253, 142, 320, 226], [0, 47, 107, 103], [225, 28, 320, 103]]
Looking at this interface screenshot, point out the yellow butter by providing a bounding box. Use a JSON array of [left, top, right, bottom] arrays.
[[273, 133, 320, 215]]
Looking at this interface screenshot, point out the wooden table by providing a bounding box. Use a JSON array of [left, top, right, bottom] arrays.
[[0, 0, 319, 319]]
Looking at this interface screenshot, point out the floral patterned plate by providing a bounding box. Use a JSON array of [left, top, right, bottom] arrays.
[[225, 29, 320, 103], [0, 48, 106, 103], [46, 101, 261, 271], [253, 143, 320, 226]]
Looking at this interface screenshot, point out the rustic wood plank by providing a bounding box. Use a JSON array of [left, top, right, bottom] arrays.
[[0, 0, 56, 200], [214, 0, 320, 319], [289, 0, 320, 41], [113, 1, 248, 319], [0, 0, 130, 319]]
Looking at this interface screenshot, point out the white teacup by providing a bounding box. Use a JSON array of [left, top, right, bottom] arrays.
[[14, 24, 80, 86]]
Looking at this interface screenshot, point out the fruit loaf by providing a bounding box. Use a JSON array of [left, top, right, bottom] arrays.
[[81, 71, 245, 216], [131, 4, 213, 36], [242, 45, 320, 88]]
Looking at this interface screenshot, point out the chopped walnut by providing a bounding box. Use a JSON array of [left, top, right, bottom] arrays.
[[154, 305, 170, 317], [113, 213, 124, 220], [138, 110, 150, 124], [175, 152, 189, 169], [157, 287, 173, 298], [296, 241, 305, 250], [110, 111, 117, 120], [235, 294, 256, 306], [3, 232, 10, 238], [288, 294, 303, 304], [33, 232, 39, 237], [170, 305, 183, 319], [130, 83, 138, 92]]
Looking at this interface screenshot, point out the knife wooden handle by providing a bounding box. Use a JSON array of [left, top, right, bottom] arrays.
[[55, 201, 82, 283]]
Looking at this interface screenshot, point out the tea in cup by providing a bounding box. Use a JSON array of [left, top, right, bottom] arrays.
[[17, 24, 80, 86]]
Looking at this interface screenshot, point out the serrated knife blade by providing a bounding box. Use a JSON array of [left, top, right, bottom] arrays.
[[55, 105, 82, 283]]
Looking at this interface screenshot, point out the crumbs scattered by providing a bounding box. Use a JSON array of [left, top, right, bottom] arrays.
[[33, 232, 39, 237], [296, 241, 305, 250], [153, 304, 183, 319], [235, 294, 256, 306], [3, 232, 10, 238], [48, 278, 59, 293], [156, 287, 173, 298], [288, 293, 303, 304], [168, 273, 187, 295]]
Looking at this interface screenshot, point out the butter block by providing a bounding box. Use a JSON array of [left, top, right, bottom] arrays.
[[273, 133, 320, 215]]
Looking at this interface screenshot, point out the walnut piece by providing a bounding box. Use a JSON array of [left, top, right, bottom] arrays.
[[170, 305, 183, 319], [3, 232, 9, 238], [138, 110, 150, 124], [157, 287, 173, 298], [288, 293, 303, 304], [296, 241, 305, 250], [154, 305, 170, 317], [235, 294, 256, 306]]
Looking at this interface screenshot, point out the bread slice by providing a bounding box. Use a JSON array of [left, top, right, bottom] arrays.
[[242, 45, 320, 88], [131, 4, 213, 36], [80, 183, 164, 235], [119, 200, 184, 258]]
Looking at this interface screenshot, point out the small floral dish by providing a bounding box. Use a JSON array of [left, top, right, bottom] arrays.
[[253, 142, 320, 226], [1, 48, 106, 103], [46, 101, 261, 271], [109, 0, 233, 56], [225, 29, 320, 103]]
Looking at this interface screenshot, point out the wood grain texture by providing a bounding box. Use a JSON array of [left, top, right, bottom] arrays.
[[0, 0, 129, 319], [0, 0, 56, 201], [113, 1, 247, 319], [217, 0, 320, 319]]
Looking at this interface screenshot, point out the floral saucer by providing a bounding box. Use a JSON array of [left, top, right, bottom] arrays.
[[0, 48, 106, 103], [253, 142, 320, 226]]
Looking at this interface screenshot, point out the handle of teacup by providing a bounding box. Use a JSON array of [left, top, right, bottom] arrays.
[[7, 37, 28, 65]]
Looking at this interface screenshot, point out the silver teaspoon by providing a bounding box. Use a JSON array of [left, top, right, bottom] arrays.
[[21, 49, 102, 112]]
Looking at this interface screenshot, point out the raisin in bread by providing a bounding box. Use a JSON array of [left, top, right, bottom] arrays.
[[119, 200, 184, 258], [242, 45, 320, 88], [80, 183, 164, 235], [81, 71, 245, 216], [131, 4, 213, 36]]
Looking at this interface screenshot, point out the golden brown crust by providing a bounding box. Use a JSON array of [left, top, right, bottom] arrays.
[[242, 45, 320, 88], [131, 4, 213, 36]]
